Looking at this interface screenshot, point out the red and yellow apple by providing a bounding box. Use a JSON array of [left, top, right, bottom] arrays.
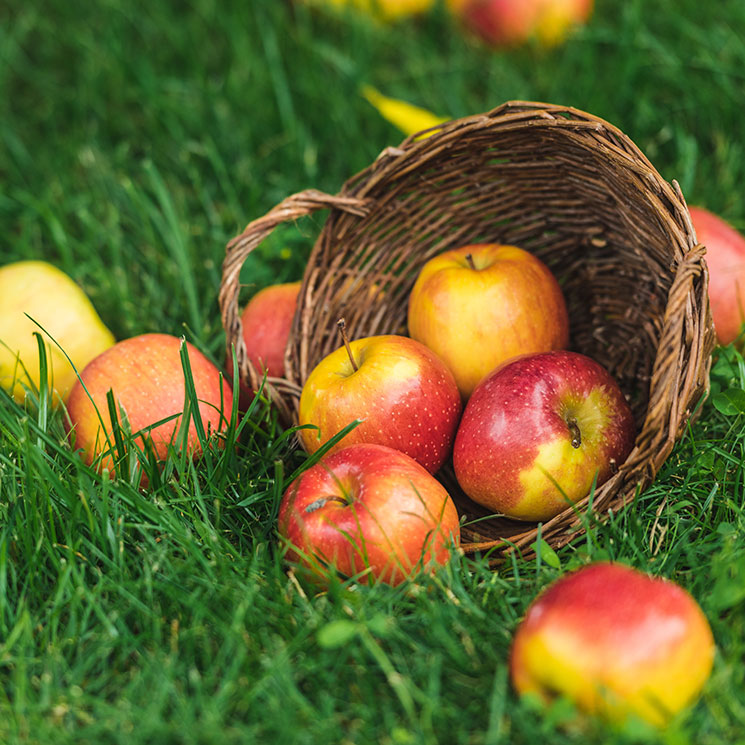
[[278, 443, 460, 586], [510, 562, 715, 726], [689, 206, 745, 346], [66, 333, 233, 472], [298, 333, 462, 474], [0, 261, 114, 405], [456, 0, 593, 47], [453, 350, 635, 521], [407, 244, 569, 399], [240, 281, 300, 379]]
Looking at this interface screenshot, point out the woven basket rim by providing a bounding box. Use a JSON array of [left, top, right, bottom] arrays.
[[220, 100, 716, 561]]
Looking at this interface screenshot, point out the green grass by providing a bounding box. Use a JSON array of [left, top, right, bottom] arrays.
[[2, 0, 745, 742]]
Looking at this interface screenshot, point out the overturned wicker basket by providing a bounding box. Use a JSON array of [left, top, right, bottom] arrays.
[[220, 101, 715, 558]]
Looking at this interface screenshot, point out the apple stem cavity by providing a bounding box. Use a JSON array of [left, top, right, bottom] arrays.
[[567, 417, 582, 448], [465, 253, 477, 271], [337, 318, 359, 373], [304, 495, 349, 514]]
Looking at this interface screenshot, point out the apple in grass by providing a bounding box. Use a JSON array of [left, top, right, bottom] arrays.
[[298, 321, 462, 474], [240, 281, 301, 379], [688, 206, 745, 346], [0, 261, 114, 405], [279, 443, 460, 586], [65, 333, 233, 474], [408, 244, 569, 399], [456, 0, 593, 48], [453, 350, 635, 521], [510, 562, 715, 726]]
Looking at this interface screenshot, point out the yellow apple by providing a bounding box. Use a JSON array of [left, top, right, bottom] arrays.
[[298, 333, 462, 474], [301, 0, 434, 22], [0, 261, 115, 405], [407, 243, 569, 399]]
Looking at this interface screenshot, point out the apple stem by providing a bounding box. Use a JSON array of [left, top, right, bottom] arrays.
[[305, 495, 349, 514], [567, 417, 582, 448], [465, 253, 477, 271], [337, 318, 359, 372]]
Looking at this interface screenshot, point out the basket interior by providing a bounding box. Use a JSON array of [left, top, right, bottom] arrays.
[[247, 105, 710, 553]]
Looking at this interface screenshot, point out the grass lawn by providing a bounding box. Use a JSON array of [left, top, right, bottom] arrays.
[[2, 0, 745, 742]]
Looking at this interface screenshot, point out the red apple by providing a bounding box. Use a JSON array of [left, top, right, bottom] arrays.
[[66, 333, 233, 473], [457, 0, 593, 47], [278, 443, 461, 586], [408, 243, 569, 399], [510, 562, 715, 726], [240, 281, 301, 379], [689, 206, 745, 346], [298, 332, 462, 474], [453, 350, 635, 521]]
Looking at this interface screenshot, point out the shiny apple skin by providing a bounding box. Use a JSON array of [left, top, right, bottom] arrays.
[[298, 335, 462, 474], [240, 281, 301, 379], [66, 333, 233, 471], [689, 206, 745, 346], [453, 350, 635, 521], [407, 244, 569, 399], [278, 443, 460, 586], [510, 562, 715, 726]]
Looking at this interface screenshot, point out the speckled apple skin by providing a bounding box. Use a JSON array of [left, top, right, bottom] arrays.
[[240, 282, 300, 379], [453, 351, 635, 521], [689, 206, 745, 346], [298, 335, 462, 474], [66, 334, 233, 470], [279, 443, 460, 586], [510, 563, 715, 726], [407, 244, 569, 399]]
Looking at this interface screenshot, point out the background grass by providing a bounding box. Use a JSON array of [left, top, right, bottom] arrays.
[[2, 0, 745, 742]]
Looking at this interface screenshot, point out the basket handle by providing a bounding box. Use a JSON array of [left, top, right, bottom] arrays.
[[219, 189, 371, 408]]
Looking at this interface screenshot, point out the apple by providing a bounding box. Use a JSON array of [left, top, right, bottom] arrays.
[[240, 281, 300, 379], [300, 0, 434, 22], [65, 333, 233, 473], [510, 562, 715, 726], [298, 328, 462, 474], [0, 260, 115, 405], [453, 350, 635, 521], [456, 0, 593, 47], [407, 244, 569, 399], [689, 206, 745, 347], [278, 443, 461, 586]]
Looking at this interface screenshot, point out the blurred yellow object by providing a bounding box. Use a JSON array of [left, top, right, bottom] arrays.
[[302, 0, 434, 22], [362, 85, 449, 137], [534, 0, 592, 45], [445, 0, 469, 11], [0, 261, 115, 405]]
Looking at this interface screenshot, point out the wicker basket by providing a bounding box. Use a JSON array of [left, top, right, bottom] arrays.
[[220, 101, 716, 558]]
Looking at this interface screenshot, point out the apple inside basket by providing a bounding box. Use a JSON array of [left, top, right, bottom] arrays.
[[220, 101, 714, 559]]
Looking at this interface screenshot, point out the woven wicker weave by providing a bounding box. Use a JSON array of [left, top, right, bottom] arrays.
[[220, 101, 716, 558]]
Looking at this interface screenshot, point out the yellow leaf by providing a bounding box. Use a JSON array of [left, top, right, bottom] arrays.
[[361, 85, 449, 137]]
